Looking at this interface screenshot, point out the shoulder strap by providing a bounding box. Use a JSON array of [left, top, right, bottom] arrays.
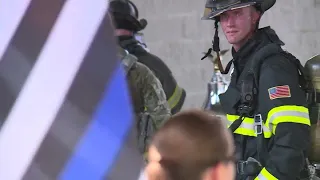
[[244, 43, 284, 87], [119, 39, 136, 50], [118, 47, 138, 75], [279, 51, 308, 90], [244, 43, 307, 92], [119, 39, 146, 55], [235, 43, 282, 115]]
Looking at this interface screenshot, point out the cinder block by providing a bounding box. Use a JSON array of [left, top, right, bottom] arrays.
[[176, 64, 213, 89], [141, 16, 186, 43], [294, 0, 316, 9], [182, 15, 214, 41], [130, 0, 157, 18], [182, 92, 207, 109], [146, 40, 210, 68], [294, 7, 319, 32], [299, 32, 320, 61]]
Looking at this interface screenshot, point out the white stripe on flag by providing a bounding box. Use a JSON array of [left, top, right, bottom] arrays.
[[0, 0, 108, 179], [0, 0, 32, 61]]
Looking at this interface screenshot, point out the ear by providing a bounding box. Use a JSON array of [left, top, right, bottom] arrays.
[[252, 9, 261, 24], [145, 162, 167, 180], [201, 166, 217, 180]]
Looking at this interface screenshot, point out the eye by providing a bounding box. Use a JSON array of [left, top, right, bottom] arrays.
[[220, 13, 228, 21], [235, 11, 242, 17]]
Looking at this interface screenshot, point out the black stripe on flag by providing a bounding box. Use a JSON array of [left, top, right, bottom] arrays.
[[105, 124, 144, 180], [22, 7, 121, 179], [0, 0, 66, 129]]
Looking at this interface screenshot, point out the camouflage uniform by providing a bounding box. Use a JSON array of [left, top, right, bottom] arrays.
[[118, 46, 171, 153]]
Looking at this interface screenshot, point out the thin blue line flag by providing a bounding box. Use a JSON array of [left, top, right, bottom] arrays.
[[0, 0, 144, 179]]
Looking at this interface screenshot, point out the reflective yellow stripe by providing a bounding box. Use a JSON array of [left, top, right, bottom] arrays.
[[168, 85, 183, 109], [226, 114, 272, 138], [254, 167, 278, 180], [266, 105, 310, 134]]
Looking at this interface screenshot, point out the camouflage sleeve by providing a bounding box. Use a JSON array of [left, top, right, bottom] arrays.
[[135, 62, 171, 129]]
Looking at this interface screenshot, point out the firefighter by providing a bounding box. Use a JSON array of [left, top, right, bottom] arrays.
[[109, 0, 186, 115], [201, 0, 311, 179]]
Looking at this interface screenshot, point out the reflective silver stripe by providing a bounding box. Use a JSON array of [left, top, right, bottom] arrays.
[[268, 111, 310, 132], [256, 173, 268, 180], [226, 121, 270, 133], [268, 110, 309, 124]]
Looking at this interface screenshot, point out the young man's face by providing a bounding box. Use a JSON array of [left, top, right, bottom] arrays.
[[220, 6, 260, 50]]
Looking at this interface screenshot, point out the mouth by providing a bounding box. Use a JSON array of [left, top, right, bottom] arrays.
[[227, 30, 238, 35]]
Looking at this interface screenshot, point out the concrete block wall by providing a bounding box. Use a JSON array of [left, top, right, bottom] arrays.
[[131, 0, 320, 109]]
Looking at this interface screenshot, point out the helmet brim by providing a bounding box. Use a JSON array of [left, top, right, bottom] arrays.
[[201, 2, 256, 20]]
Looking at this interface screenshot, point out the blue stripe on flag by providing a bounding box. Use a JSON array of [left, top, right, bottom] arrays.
[[58, 62, 133, 180]]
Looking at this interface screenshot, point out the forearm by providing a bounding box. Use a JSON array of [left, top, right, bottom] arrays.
[[255, 123, 310, 180]]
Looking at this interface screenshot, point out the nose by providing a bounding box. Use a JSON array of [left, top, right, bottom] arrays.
[[226, 16, 236, 27], [220, 14, 236, 27]]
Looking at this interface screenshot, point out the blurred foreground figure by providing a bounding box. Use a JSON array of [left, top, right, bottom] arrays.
[[145, 109, 235, 180], [109, 0, 186, 115], [118, 46, 171, 154]]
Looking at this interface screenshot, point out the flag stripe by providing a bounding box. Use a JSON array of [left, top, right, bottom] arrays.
[[59, 63, 133, 179], [0, 0, 32, 60], [105, 114, 144, 180], [22, 6, 121, 179], [0, 0, 66, 128], [0, 0, 106, 179]]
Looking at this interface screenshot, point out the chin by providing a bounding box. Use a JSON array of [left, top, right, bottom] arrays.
[[227, 38, 239, 45], [227, 35, 245, 45]]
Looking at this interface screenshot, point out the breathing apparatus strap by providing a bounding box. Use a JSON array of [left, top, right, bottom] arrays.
[[229, 74, 256, 133]]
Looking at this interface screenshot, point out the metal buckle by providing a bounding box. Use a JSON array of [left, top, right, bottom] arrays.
[[236, 161, 246, 175], [254, 114, 263, 135]]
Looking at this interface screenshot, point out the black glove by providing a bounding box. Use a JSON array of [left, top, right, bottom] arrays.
[[243, 157, 263, 177]]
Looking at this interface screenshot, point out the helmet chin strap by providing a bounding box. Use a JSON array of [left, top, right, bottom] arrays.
[[201, 19, 233, 74], [212, 20, 226, 73]]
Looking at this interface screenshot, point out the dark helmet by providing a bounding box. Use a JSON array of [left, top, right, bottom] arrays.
[[201, 0, 276, 20], [109, 0, 147, 32]]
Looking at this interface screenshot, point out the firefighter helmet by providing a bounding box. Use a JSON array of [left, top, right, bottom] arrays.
[[109, 0, 147, 32], [201, 0, 276, 20]]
